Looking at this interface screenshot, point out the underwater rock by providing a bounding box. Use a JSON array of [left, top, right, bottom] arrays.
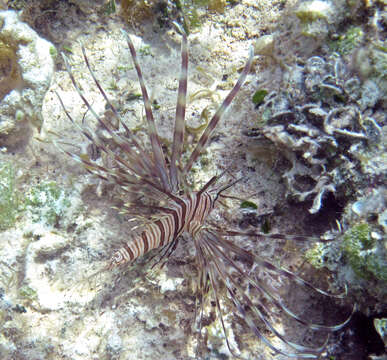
[[305, 186, 387, 310], [254, 34, 275, 57], [106, 333, 123, 355], [352, 188, 386, 220], [156, 272, 184, 294], [374, 318, 387, 349], [295, 0, 346, 39], [24, 232, 69, 310], [341, 222, 386, 283], [0, 10, 54, 147], [354, 41, 387, 102]]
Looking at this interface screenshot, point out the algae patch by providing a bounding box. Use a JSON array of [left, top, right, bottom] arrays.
[[305, 242, 328, 269], [342, 223, 387, 282], [306, 222, 387, 284], [0, 40, 21, 100], [0, 162, 19, 230], [329, 26, 364, 55], [25, 181, 70, 227]]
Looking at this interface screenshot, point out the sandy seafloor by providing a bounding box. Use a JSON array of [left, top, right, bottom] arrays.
[[0, 1, 386, 359]]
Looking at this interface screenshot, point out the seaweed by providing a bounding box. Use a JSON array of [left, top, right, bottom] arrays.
[[0, 162, 19, 231]]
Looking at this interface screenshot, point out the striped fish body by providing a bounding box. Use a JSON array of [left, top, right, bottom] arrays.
[[108, 191, 215, 268]]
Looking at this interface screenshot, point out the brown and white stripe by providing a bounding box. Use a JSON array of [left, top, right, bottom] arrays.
[[108, 191, 215, 268]]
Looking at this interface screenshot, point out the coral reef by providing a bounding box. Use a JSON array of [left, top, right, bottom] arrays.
[[305, 187, 387, 310], [0, 10, 54, 147], [354, 41, 387, 104], [250, 53, 385, 214], [248, 1, 387, 345], [342, 222, 386, 283], [0, 0, 385, 359]]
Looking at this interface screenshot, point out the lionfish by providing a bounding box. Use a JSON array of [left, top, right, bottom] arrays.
[[55, 23, 353, 359]]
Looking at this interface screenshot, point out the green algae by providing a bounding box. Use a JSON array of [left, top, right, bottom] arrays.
[[49, 45, 58, 59], [102, 0, 116, 15], [240, 200, 258, 210], [342, 223, 387, 282], [305, 242, 327, 269], [18, 285, 38, 302], [138, 45, 152, 56], [0, 162, 19, 231], [306, 222, 387, 284], [329, 26, 364, 55], [25, 181, 70, 227], [252, 89, 268, 106], [0, 40, 20, 100]]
